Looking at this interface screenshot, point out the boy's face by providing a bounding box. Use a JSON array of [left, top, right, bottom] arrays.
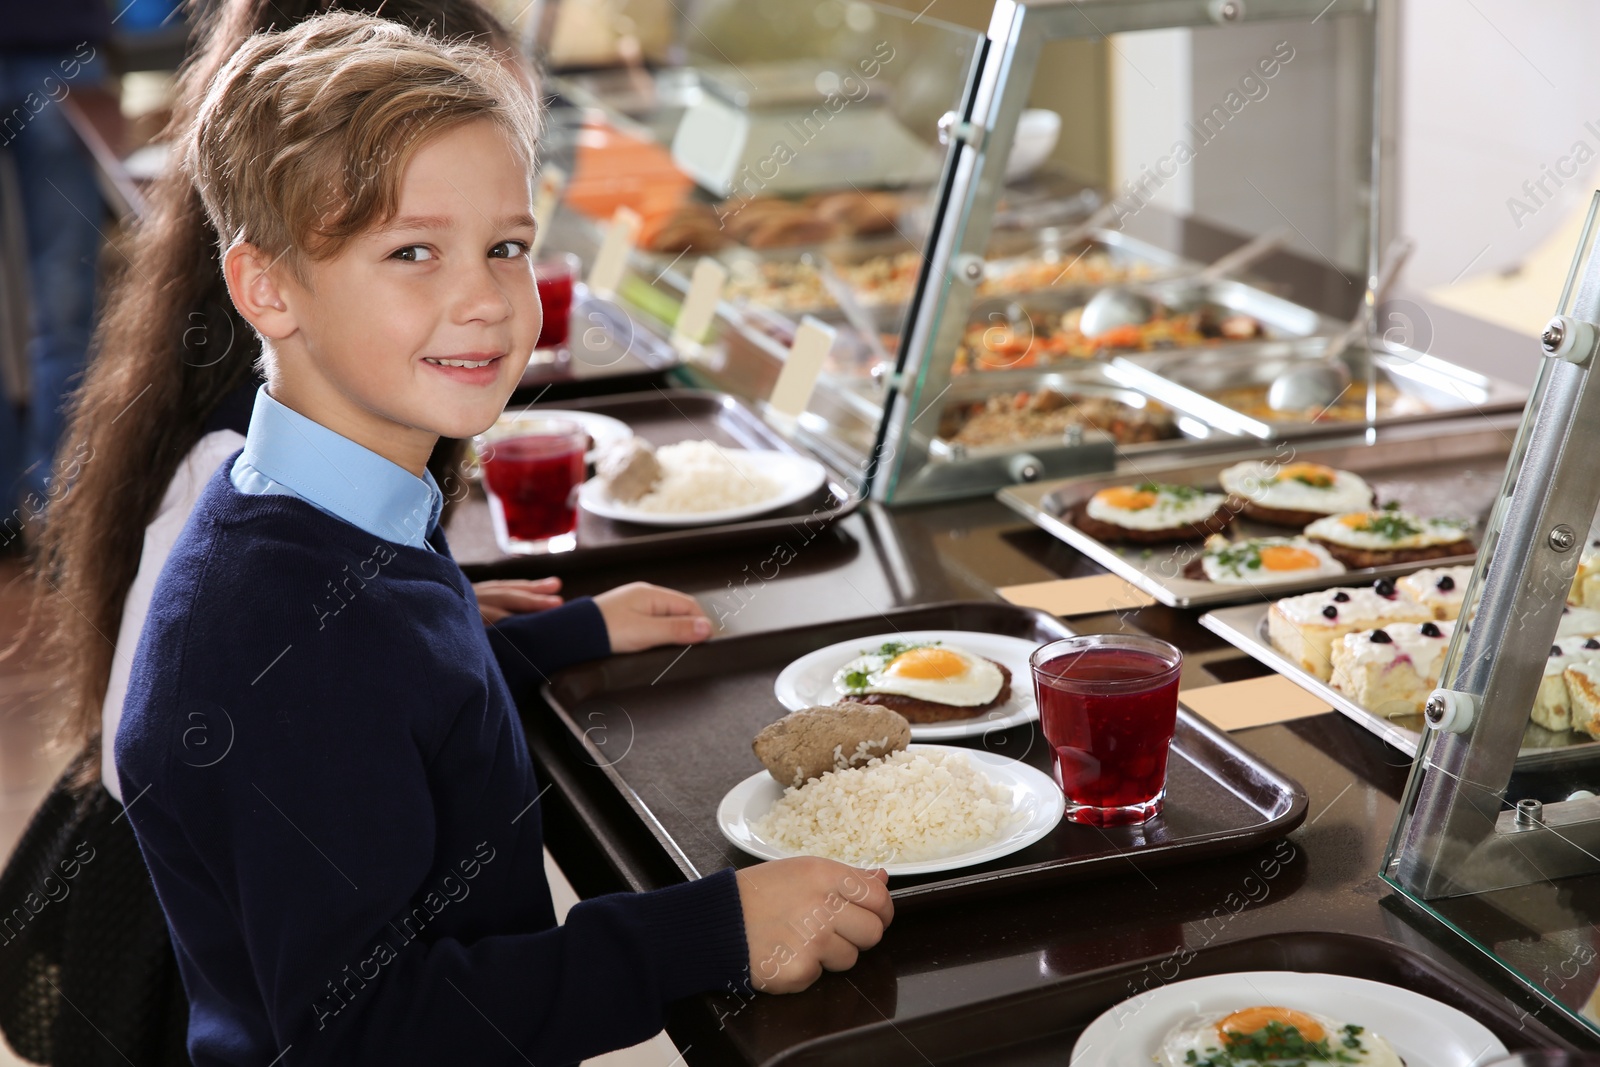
[[268, 119, 539, 464]]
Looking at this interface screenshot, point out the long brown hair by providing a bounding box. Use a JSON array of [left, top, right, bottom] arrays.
[[16, 0, 517, 783]]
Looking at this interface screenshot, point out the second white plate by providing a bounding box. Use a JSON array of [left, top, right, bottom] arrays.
[[579, 448, 827, 527], [1072, 970, 1508, 1067], [773, 630, 1043, 740]]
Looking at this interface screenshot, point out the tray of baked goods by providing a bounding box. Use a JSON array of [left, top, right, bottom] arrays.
[[1199, 549, 1600, 757], [540, 602, 1306, 907], [1111, 343, 1527, 440], [996, 419, 1515, 610]]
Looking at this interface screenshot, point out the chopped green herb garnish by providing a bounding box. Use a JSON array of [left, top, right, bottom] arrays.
[[1137, 482, 1206, 502], [842, 668, 872, 690], [1185, 1022, 1366, 1067], [1353, 512, 1421, 541]]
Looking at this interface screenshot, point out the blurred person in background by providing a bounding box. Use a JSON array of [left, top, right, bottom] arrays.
[[0, 0, 110, 551]]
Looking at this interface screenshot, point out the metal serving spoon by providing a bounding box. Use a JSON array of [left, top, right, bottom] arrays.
[[1077, 227, 1287, 338], [1265, 237, 1413, 414]]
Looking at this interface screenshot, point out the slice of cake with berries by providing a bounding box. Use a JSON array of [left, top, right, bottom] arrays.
[[1267, 578, 1432, 682], [1329, 620, 1454, 717], [1396, 566, 1471, 621], [1564, 658, 1600, 739], [1304, 505, 1475, 569], [1569, 539, 1600, 608], [1532, 636, 1600, 731]]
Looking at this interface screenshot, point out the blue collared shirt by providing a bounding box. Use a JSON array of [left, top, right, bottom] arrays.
[[230, 385, 444, 552]]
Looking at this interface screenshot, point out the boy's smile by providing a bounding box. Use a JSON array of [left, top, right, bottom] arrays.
[[228, 118, 540, 477]]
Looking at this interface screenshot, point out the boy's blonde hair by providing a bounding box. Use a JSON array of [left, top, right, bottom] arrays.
[[186, 11, 541, 276]]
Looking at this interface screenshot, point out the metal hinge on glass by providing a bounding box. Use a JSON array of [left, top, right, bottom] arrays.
[[1541, 315, 1600, 364], [936, 112, 988, 152]]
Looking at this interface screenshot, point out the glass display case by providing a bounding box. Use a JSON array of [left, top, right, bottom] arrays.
[[533, 0, 1525, 504], [1384, 194, 1600, 1037]]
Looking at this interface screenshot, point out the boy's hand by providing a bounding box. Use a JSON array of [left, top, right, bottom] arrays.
[[475, 577, 564, 625], [737, 858, 892, 994], [594, 582, 713, 652]]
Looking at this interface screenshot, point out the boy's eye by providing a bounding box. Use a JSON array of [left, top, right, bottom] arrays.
[[490, 240, 529, 260], [390, 245, 434, 262]]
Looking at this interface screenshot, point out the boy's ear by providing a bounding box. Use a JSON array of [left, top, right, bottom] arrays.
[[222, 242, 298, 341]]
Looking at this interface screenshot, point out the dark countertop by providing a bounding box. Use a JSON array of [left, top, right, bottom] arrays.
[[499, 496, 1600, 1062]]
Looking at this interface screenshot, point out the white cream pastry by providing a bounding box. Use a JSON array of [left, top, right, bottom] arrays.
[[1569, 539, 1600, 608], [1084, 483, 1226, 531], [1396, 566, 1471, 621], [1199, 537, 1345, 585], [1565, 659, 1600, 739], [1558, 607, 1600, 638], [1218, 460, 1373, 517], [1305, 510, 1474, 552], [1330, 620, 1454, 717], [1267, 579, 1432, 681], [1533, 635, 1600, 732]]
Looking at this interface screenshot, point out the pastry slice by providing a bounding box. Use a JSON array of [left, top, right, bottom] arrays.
[[1267, 579, 1431, 682], [1329, 620, 1454, 718], [1396, 566, 1471, 621], [1533, 636, 1600, 731], [1566, 659, 1600, 740]]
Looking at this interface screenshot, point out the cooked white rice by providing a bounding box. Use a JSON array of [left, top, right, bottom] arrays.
[[751, 749, 1016, 866], [630, 441, 783, 514]]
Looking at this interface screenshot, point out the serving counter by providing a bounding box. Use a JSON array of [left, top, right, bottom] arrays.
[[450, 292, 1599, 1058]]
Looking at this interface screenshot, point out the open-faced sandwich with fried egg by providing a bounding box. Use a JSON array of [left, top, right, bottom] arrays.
[[1073, 482, 1234, 544], [1304, 504, 1474, 568], [1158, 1005, 1401, 1067], [1182, 535, 1346, 585], [831, 641, 1012, 723], [1218, 460, 1375, 528]]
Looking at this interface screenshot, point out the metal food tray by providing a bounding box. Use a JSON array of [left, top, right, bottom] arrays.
[[1200, 601, 1600, 760], [995, 420, 1515, 609], [926, 364, 1233, 464], [1113, 343, 1528, 440], [447, 389, 860, 576], [539, 602, 1307, 907]]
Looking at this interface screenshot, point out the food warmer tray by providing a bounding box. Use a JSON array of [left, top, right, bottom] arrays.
[[448, 389, 860, 577], [995, 419, 1516, 609], [1112, 343, 1528, 441], [1202, 600, 1600, 762], [510, 288, 682, 403], [759, 932, 1580, 1066], [539, 602, 1307, 908]]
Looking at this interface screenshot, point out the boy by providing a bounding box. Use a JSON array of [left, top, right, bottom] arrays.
[[116, 14, 892, 1066]]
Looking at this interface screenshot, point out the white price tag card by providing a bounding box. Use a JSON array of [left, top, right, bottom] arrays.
[[670, 258, 728, 351], [529, 165, 567, 261], [769, 317, 834, 419], [586, 205, 641, 298]]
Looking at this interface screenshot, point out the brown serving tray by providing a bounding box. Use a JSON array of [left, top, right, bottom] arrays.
[[539, 602, 1307, 907], [448, 389, 861, 576], [763, 932, 1580, 1065]]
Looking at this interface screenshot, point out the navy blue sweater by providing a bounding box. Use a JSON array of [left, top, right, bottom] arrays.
[[116, 459, 749, 1066]]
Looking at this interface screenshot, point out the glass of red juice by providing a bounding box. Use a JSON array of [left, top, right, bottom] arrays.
[[475, 418, 586, 555], [532, 253, 580, 362], [1030, 634, 1182, 827]]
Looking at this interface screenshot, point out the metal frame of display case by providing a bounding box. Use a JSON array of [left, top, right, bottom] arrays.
[[868, 0, 1379, 503]]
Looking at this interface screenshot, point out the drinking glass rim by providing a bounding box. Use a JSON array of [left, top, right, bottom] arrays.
[[1030, 634, 1182, 691], [474, 416, 586, 448]]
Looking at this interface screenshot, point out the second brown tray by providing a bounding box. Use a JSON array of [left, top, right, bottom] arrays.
[[449, 388, 862, 576], [540, 602, 1308, 906]]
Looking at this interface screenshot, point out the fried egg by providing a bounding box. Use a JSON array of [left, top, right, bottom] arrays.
[[1085, 483, 1226, 531], [1200, 537, 1346, 584], [1218, 461, 1374, 516], [833, 643, 1004, 707], [1305, 509, 1472, 551], [1158, 1005, 1402, 1067]]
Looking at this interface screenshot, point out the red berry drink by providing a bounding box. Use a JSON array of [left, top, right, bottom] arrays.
[[1031, 635, 1182, 826], [477, 419, 586, 555], [534, 254, 579, 350]]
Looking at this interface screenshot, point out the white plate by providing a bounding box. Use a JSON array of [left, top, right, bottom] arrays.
[[489, 409, 632, 466], [1072, 970, 1508, 1067], [717, 743, 1064, 877], [579, 448, 827, 527], [773, 630, 1043, 740]]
